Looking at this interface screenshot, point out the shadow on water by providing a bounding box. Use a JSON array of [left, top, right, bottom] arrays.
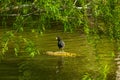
[[0, 29, 116, 80]]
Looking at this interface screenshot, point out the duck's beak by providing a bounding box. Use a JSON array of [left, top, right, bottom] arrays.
[[56, 37, 58, 40]]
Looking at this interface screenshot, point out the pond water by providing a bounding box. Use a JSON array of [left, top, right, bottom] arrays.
[[0, 29, 116, 80]]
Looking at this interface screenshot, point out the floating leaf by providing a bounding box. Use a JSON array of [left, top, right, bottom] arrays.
[[31, 29, 35, 33]]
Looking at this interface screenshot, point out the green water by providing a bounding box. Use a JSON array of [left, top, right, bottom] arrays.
[[0, 29, 116, 80]]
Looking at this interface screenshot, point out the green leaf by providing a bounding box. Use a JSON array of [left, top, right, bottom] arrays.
[[14, 48, 18, 56], [20, 27, 23, 32], [30, 52, 35, 57]]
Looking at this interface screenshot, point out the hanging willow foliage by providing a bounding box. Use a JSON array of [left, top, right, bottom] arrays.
[[1, 0, 120, 57]]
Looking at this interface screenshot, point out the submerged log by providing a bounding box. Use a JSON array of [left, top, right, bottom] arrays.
[[46, 51, 77, 57]]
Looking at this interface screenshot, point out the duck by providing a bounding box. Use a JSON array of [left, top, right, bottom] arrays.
[[56, 36, 65, 51]]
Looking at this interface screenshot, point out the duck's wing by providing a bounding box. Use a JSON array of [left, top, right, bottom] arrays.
[[59, 40, 65, 47]]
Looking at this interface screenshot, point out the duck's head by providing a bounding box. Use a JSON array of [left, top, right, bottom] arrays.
[[56, 36, 61, 41]]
